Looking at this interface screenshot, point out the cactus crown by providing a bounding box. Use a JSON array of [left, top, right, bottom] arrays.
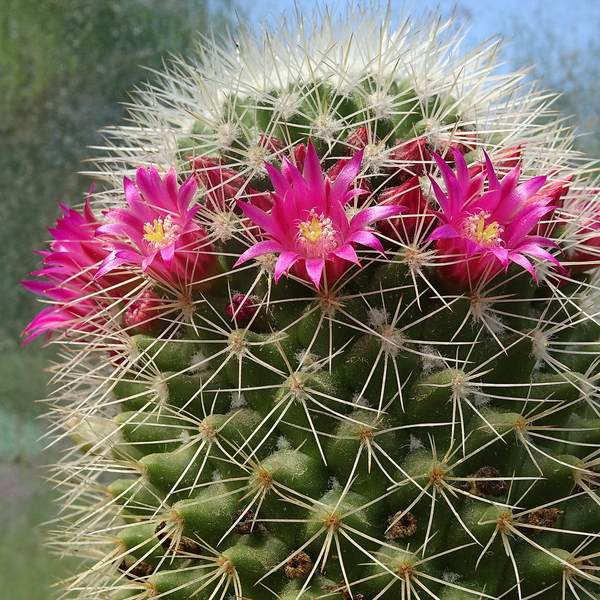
[[24, 3, 600, 600]]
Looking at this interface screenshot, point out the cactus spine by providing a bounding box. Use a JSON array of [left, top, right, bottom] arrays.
[[24, 4, 600, 600]]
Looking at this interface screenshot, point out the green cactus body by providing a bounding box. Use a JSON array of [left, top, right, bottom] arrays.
[[24, 3, 600, 599]]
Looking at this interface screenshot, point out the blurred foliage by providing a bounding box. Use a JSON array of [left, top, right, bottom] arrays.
[[0, 0, 237, 596], [509, 2, 600, 158], [0, 0, 234, 125]]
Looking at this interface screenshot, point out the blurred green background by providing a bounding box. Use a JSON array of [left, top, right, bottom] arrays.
[[1, 0, 599, 597]]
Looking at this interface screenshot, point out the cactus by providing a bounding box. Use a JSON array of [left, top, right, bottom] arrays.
[[24, 4, 600, 600]]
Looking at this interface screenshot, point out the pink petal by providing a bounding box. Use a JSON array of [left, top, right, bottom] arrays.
[[484, 151, 500, 192], [302, 141, 326, 200], [454, 149, 471, 192], [487, 246, 509, 269], [346, 230, 384, 253], [164, 168, 180, 203], [508, 252, 538, 281], [274, 251, 301, 282], [426, 223, 460, 242], [349, 205, 405, 230], [160, 242, 176, 264], [428, 175, 452, 216], [515, 244, 562, 265], [304, 258, 325, 289], [503, 204, 554, 245], [431, 152, 463, 212], [330, 243, 360, 265], [124, 176, 141, 206], [234, 240, 284, 267], [140, 251, 158, 271], [496, 176, 547, 222], [266, 161, 294, 200], [177, 175, 198, 212], [236, 200, 288, 242], [330, 149, 364, 202], [96, 250, 142, 278]]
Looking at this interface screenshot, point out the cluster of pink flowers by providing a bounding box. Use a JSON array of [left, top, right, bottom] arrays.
[[232, 140, 573, 291], [23, 167, 218, 341], [25, 132, 592, 342]]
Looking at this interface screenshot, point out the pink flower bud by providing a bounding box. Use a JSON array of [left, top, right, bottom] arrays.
[[345, 126, 378, 154], [190, 156, 272, 213], [565, 189, 600, 274], [377, 177, 434, 243], [291, 143, 307, 172], [467, 145, 524, 179], [257, 134, 285, 154], [124, 291, 165, 333], [388, 138, 430, 184], [189, 155, 247, 211], [226, 294, 259, 327], [437, 130, 477, 157]]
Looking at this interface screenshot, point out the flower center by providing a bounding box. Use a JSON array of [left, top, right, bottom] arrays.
[[143, 215, 182, 251], [462, 211, 504, 248], [296, 209, 340, 258]]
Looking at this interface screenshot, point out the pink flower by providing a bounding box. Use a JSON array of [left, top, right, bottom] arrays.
[[22, 199, 133, 342], [427, 149, 563, 290], [96, 166, 220, 291], [234, 141, 404, 289]]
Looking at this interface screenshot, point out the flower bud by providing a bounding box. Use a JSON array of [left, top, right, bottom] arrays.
[[377, 176, 434, 243], [388, 138, 430, 184], [124, 290, 165, 333], [437, 130, 477, 156], [257, 133, 285, 154], [226, 294, 259, 328], [467, 145, 524, 179], [291, 143, 307, 171], [345, 126, 378, 154], [566, 189, 600, 274], [189, 155, 247, 211]]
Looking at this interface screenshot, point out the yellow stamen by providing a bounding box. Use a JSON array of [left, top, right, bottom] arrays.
[[299, 213, 327, 242], [142, 215, 181, 250], [144, 219, 166, 244], [295, 209, 340, 258], [475, 218, 501, 244], [463, 211, 504, 248]]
